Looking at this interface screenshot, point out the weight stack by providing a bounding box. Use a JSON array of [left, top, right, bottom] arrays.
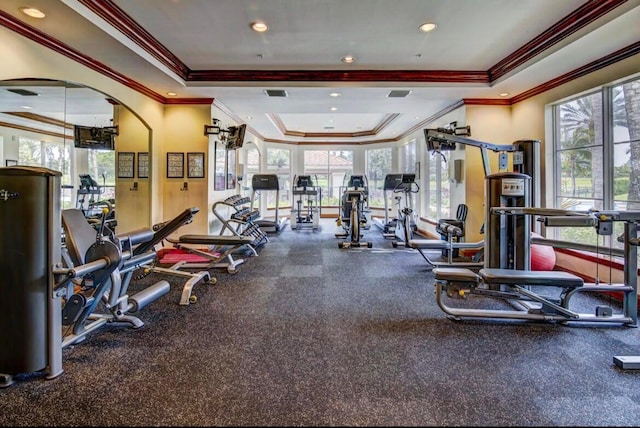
[[0, 166, 61, 379], [484, 172, 531, 270]]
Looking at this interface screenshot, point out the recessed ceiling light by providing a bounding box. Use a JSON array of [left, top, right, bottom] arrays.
[[21, 105, 32, 109], [499, 92, 510, 97], [419, 22, 437, 33], [329, 92, 341, 97], [330, 107, 338, 111], [166, 92, 177, 96], [20, 7, 46, 18], [341, 56, 355, 64], [250, 21, 268, 32], [247, 116, 253, 120]]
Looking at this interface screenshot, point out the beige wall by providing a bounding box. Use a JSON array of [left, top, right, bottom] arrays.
[[161, 105, 213, 236], [114, 105, 151, 232], [463, 105, 514, 243]]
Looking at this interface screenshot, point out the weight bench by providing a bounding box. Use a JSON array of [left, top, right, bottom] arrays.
[[431, 267, 601, 323], [61, 208, 172, 342], [163, 233, 255, 274], [479, 268, 584, 289], [127, 207, 214, 305]]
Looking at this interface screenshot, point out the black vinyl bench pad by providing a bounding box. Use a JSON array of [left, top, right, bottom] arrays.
[[434, 268, 480, 282], [173, 234, 254, 246], [479, 268, 584, 288]]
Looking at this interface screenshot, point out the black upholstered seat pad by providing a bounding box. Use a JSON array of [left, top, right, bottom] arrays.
[[177, 234, 254, 245], [433, 268, 479, 282], [480, 268, 583, 288]]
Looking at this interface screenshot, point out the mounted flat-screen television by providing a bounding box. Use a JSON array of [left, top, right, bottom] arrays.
[[226, 124, 246, 150], [424, 128, 456, 152], [73, 125, 118, 150]]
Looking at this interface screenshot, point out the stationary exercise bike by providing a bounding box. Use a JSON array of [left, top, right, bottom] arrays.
[[390, 174, 420, 248], [335, 175, 372, 248]]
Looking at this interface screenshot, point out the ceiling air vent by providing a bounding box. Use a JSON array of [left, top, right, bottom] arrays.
[[264, 89, 288, 97], [387, 90, 412, 98], [6, 88, 39, 96]]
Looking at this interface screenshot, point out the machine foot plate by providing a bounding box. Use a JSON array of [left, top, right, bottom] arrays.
[[613, 356, 640, 369]]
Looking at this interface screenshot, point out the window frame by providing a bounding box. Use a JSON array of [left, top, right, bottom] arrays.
[[551, 74, 640, 251]]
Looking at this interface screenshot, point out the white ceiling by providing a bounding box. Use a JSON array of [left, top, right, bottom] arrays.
[[1, 0, 639, 143]]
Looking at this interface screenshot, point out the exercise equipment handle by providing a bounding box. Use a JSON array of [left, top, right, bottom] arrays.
[[543, 216, 597, 227]]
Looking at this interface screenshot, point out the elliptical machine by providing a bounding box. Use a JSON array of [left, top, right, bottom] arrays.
[[335, 174, 372, 248], [390, 174, 420, 248]]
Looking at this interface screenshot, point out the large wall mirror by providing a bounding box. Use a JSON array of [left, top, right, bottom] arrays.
[[0, 79, 151, 232]]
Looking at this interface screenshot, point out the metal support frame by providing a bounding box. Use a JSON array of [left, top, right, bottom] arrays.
[[434, 207, 639, 328]]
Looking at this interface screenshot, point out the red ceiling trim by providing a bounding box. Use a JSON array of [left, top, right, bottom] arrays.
[[0, 9, 166, 104], [79, 0, 628, 86], [187, 69, 488, 83], [164, 98, 214, 105], [77, 0, 189, 79], [488, 0, 628, 82], [463, 98, 512, 106], [511, 40, 640, 104]]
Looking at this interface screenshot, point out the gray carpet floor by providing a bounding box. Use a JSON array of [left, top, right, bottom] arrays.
[[1, 218, 640, 426]]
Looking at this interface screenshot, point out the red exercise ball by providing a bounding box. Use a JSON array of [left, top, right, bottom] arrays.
[[530, 232, 556, 271]]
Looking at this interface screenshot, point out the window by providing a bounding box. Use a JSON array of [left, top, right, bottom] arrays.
[[303, 150, 353, 206], [88, 149, 115, 200], [552, 75, 640, 248], [401, 140, 417, 174], [244, 146, 260, 198], [365, 147, 392, 207], [18, 137, 116, 209], [18, 137, 73, 208], [426, 150, 450, 219], [266, 147, 291, 209]]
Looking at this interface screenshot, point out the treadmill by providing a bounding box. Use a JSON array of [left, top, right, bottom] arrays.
[[250, 174, 288, 233], [372, 173, 405, 236]]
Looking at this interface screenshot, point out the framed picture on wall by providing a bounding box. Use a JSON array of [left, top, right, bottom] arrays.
[[167, 152, 184, 178], [117, 152, 135, 178], [187, 152, 205, 178], [137, 152, 149, 178]]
